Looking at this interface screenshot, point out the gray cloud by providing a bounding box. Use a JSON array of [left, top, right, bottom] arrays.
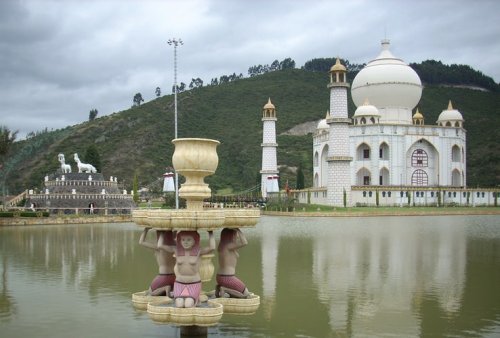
[[1, 0, 499, 139]]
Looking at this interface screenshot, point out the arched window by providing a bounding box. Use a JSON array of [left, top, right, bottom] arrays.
[[379, 142, 389, 160], [411, 149, 428, 167], [360, 117, 366, 125], [451, 169, 461, 186], [314, 151, 319, 167], [356, 168, 371, 186], [357, 143, 371, 161], [379, 167, 390, 185], [451, 145, 460, 162], [411, 169, 428, 186], [370, 117, 375, 124]]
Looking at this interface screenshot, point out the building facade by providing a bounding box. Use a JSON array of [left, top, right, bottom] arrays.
[[295, 40, 498, 207]]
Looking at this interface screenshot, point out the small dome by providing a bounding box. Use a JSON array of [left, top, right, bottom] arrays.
[[330, 58, 346, 72], [413, 108, 424, 119], [317, 119, 328, 130], [263, 98, 275, 110], [317, 111, 330, 130], [353, 99, 380, 117], [437, 100, 463, 122]]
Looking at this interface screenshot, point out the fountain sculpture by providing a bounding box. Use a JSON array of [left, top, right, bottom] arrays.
[[131, 138, 260, 336]]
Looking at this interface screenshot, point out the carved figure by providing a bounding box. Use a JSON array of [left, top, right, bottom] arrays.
[[159, 230, 215, 308], [139, 228, 176, 296], [57, 153, 72, 173], [73, 153, 97, 173], [216, 228, 251, 298]]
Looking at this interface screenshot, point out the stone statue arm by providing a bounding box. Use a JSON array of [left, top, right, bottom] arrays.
[[157, 232, 176, 253], [200, 230, 215, 255], [138, 227, 156, 250]]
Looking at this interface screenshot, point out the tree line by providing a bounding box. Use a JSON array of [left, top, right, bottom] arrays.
[[409, 60, 499, 92], [91, 56, 498, 122]]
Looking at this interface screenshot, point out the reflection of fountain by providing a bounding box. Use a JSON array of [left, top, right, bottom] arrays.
[[131, 138, 260, 336]]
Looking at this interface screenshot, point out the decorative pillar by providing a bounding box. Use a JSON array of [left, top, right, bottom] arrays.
[[260, 98, 279, 199], [326, 59, 352, 207]]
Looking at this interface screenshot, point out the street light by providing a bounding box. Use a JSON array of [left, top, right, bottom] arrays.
[[167, 38, 183, 209]]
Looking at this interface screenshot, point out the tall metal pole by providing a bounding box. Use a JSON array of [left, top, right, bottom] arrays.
[[167, 38, 183, 209]]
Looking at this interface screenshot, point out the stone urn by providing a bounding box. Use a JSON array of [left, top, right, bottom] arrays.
[[172, 138, 220, 210]]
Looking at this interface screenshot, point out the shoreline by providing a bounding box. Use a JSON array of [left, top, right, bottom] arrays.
[[0, 215, 133, 226], [263, 207, 500, 217], [1, 207, 499, 226]]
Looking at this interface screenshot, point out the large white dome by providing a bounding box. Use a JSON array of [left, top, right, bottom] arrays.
[[351, 40, 422, 110]]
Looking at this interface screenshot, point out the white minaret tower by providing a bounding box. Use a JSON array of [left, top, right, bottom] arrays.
[[326, 59, 352, 206], [260, 98, 279, 199]]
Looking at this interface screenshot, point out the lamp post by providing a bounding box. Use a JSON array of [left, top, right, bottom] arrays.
[[167, 38, 183, 209]]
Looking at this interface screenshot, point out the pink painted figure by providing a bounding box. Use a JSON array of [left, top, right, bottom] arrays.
[[159, 230, 215, 308], [138, 228, 176, 296], [216, 228, 251, 298]]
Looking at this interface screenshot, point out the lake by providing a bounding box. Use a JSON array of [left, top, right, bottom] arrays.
[[1, 215, 499, 337]]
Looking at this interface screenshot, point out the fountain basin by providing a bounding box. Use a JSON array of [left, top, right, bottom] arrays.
[[222, 209, 260, 227], [131, 209, 149, 226], [147, 299, 223, 326], [132, 209, 260, 230], [132, 291, 171, 311], [212, 294, 260, 315]]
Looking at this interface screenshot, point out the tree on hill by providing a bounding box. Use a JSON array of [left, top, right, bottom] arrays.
[[132, 172, 139, 203], [155, 87, 161, 97], [0, 126, 17, 161], [88, 108, 98, 121], [279, 57, 296, 70], [133, 93, 144, 106], [296, 166, 305, 189], [84, 145, 101, 172], [189, 78, 204, 89], [1, 126, 18, 208]]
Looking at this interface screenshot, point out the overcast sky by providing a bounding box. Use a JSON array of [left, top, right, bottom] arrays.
[[1, 0, 499, 139]]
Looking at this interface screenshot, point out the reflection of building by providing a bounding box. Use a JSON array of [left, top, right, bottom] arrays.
[[260, 218, 279, 320], [312, 218, 467, 334], [294, 40, 498, 207]]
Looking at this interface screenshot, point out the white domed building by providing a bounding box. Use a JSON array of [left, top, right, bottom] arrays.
[[307, 40, 472, 207]]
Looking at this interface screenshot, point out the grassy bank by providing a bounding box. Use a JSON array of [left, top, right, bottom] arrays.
[[263, 206, 500, 217]]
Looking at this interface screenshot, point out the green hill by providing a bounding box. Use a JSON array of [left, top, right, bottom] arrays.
[[3, 67, 499, 196]]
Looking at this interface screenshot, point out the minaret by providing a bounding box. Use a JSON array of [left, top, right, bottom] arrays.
[[326, 58, 352, 206], [260, 98, 279, 199]]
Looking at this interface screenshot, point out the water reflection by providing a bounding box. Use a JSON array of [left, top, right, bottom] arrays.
[[0, 216, 499, 338], [1, 256, 17, 322], [310, 217, 467, 336], [254, 216, 499, 337], [260, 220, 279, 321]]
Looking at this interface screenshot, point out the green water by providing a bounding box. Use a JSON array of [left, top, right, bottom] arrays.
[[1, 215, 499, 337]]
